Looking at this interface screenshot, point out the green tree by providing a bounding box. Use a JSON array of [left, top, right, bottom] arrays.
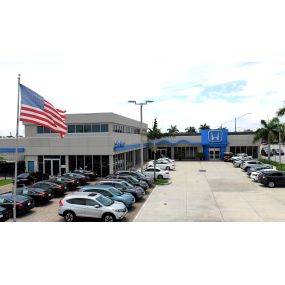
[[147, 118, 163, 140], [167, 125, 180, 136], [185, 126, 197, 133], [253, 117, 280, 160], [199, 123, 210, 130]]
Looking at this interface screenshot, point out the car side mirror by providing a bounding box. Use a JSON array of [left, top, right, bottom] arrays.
[[94, 205, 100, 208]]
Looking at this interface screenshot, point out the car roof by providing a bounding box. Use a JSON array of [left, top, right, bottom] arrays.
[[65, 192, 101, 199]]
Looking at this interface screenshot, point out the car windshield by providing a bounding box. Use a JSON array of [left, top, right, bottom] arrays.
[[128, 176, 139, 183], [18, 173, 29, 178], [109, 187, 123, 196], [134, 172, 146, 178], [97, 195, 114, 206], [121, 181, 133, 187]]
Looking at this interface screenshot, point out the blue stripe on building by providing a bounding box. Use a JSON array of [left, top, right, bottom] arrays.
[[0, 148, 25, 153]]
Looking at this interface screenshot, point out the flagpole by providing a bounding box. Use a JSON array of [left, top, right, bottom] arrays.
[[13, 74, 21, 222]]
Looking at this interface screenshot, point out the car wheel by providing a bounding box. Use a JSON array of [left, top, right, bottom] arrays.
[[268, 181, 275, 188], [64, 211, 76, 222], [103, 213, 116, 222], [157, 175, 163, 179], [165, 166, 170, 170]]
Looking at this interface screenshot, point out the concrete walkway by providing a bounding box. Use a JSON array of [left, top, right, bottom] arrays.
[[135, 161, 285, 222]]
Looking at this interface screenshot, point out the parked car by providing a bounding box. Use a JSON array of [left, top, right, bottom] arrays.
[[73, 169, 97, 181], [108, 174, 149, 190], [14, 172, 49, 186], [80, 185, 135, 208], [261, 148, 274, 156], [223, 152, 233, 162], [246, 165, 273, 176], [30, 181, 66, 197], [48, 176, 79, 191], [159, 156, 175, 164], [0, 206, 9, 222], [63, 172, 89, 185], [15, 187, 53, 205], [0, 193, 35, 218], [231, 153, 252, 162], [240, 160, 263, 172], [272, 148, 285, 156], [115, 170, 154, 187], [97, 180, 145, 201], [58, 192, 128, 222], [143, 167, 170, 179], [259, 170, 285, 188], [257, 169, 280, 183], [147, 160, 175, 170]]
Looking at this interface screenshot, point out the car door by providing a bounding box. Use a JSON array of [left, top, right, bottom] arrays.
[[68, 198, 87, 217], [280, 173, 285, 186], [84, 198, 103, 218]]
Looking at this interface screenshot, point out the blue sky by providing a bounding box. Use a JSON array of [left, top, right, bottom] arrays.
[[1, 1, 285, 136]]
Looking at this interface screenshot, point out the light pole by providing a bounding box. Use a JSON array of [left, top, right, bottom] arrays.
[[234, 113, 252, 132], [128, 100, 153, 172]]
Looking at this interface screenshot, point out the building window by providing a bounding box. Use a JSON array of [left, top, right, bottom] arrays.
[[76, 125, 84, 133], [101, 124, 109, 132], [84, 124, 92, 133], [37, 126, 44, 133], [92, 124, 101, 132], [68, 125, 76, 133]]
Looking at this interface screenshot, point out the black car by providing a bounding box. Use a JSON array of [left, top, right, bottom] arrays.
[[73, 169, 97, 181], [14, 172, 49, 186], [115, 170, 154, 187], [16, 187, 53, 205], [259, 170, 285, 188], [0, 206, 9, 222], [48, 176, 79, 191], [30, 181, 66, 197], [62, 172, 89, 185], [0, 193, 35, 218]]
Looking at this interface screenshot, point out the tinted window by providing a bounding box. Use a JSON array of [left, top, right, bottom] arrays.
[[68, 125, 76, 133], [92, 124, 100, 132], [67, 198, 86, 205], [37, 126, 44, 133], [76, 125, 83, 133], [0, 198, 5, 203], [84, 124, 92, 133], [85, 199, 98, 206], [101, 124, 109, 132]]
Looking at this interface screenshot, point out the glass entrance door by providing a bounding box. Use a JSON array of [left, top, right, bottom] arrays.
[[209, 148, 220, 160], [44, 159, 61, 176]]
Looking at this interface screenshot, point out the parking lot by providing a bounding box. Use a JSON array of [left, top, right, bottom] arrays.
[[135, 161, 285, 222], [0, 182, 154, 222], [3, 160, 285, 222]]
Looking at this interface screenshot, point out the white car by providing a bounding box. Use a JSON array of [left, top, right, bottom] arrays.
[[58, 192, 128, 222], [231, 153, 252, 162], [250, 171, 260, 182], [143, 167, 170, 179], [147, 160, 175, 170], [158, 157, 175, 165], [240, 160, 263, 172]]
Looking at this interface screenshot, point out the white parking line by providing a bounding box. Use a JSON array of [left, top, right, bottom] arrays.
[[133, 187, 156, 222]]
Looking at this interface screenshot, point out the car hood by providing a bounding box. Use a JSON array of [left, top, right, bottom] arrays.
[[109, 201, 127, 210]]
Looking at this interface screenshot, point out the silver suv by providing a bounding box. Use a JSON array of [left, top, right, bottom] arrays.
[[58, 192, 128, 222]]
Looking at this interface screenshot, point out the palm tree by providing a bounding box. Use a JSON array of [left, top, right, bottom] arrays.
[[185, 126, 197, 133], [166, 125, 179, 136], [199, 123, 210, 130], [253, 117, 280, 160]]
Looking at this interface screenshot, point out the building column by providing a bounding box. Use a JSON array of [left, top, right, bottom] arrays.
[[65, 156, 69, 173], [109, 155, 114, 174], [133, 150, 136, 168], [171, 147, 175, 159], [124, 152, 127, 170]]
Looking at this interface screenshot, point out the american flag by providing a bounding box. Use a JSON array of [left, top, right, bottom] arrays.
[[20, 84, 67, 138]]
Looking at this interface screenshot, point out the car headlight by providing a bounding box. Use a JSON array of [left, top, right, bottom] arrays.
[[115, 209, 126, 212]]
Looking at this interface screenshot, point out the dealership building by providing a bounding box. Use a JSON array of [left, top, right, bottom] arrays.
[[0, 112, 260, 177]]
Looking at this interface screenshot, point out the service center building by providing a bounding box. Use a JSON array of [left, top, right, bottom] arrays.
[[0, 113, 260, 177]]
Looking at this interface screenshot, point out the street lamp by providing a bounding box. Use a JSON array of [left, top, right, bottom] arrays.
[[128, 100, 154, 172], [234, 113, 252, 132]]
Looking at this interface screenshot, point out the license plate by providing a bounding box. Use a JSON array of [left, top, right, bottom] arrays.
[[28, 202, 31, 206], [48, 194, 51, 196], [0, 214, 3, 218]]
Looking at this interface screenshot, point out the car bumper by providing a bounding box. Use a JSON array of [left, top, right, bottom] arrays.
[[114, 209, 128, 220]]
